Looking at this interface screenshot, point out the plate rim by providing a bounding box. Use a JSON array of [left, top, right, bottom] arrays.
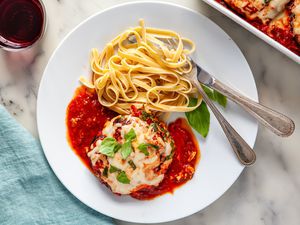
[[37, 1, 259, 223]]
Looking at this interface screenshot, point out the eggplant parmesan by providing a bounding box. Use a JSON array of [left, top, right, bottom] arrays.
[[218, 0, 300, 55], [87, 115, 174, 195], [291, 0, 300, 43], [67, 87, 200, 200]]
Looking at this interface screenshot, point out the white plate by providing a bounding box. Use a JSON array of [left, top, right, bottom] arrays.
[[37, 2, 258, 223], [202, 0, 300, 64]]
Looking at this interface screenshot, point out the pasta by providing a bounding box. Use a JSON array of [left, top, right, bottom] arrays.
[[80, 19, 202, 115]]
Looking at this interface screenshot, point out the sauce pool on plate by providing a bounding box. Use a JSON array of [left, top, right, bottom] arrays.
[[66, 86, 116, 169], [131, 118, 200, 200], [66, 86, 200, 200]]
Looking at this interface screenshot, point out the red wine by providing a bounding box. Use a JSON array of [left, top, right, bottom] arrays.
[[0, 0, 45, 50]]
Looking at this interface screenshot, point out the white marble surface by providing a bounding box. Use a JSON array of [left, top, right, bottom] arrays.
[[0, 0, 300, 224]]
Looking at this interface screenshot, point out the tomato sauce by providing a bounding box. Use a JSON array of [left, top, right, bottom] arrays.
[[215, 0, 300, 56], [131, 118, 200, 200], [66, 86, 116, 170], [66, 86, 200, 200]]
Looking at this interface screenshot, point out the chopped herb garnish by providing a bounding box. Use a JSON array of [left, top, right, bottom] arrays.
[[151, 123, 158, 132], [113, 143, 122, 153], [120, 129, 136, 159], [140, 143, 159, 150], [90, 135, 98, 145], [141, 111, 152, 121], [139, 147, 149, 156], [124, 128, 136, 141], [99, 137, 120, 157], [117, 171, 130, 184], [120, 141, 133, 159], [128, 160, 136, 170], [160, 126, 166, 132], [138, 143, 158, 156], [165, 152, 174, 160], [103, 167, 108, 177], [109, 165, 121, 173], [138, 143, 148, 151], [170, 141, 175, 150], [149, 143, 159, 149], [138, 143, 149, 156]]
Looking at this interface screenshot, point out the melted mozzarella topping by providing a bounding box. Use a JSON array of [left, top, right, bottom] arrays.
[[224, 0, 291, 23], [224, 0, 266, 18], [268, 10, 290, 30], [257, 0, 290, 22], [88, 115, 173, 195], [292, 0, 300, 37]]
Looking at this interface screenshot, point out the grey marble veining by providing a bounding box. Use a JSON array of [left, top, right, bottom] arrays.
[[0, 0, 299, 225]]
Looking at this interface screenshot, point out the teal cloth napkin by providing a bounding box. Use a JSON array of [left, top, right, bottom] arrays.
[[0, 105, 114, 225]]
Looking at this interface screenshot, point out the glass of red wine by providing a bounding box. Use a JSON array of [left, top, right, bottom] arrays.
[[0, 0, 46, 51]]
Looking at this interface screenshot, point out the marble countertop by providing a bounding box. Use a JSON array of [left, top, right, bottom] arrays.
[[1, 0, 300, 224]]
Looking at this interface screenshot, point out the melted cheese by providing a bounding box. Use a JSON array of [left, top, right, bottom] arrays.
[[292, 0, 300, 37], [224, 0, 266, 18], [268, 10, 290, 30], [257, 0, 290, 22], [224, 0, 291, 23], [88, 115, 174, 195]]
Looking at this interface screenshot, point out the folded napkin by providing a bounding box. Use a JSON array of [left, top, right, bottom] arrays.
[[0, 105, 114, 225]]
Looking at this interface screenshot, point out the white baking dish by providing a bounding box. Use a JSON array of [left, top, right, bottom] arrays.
[[202, 0, 300, 64]]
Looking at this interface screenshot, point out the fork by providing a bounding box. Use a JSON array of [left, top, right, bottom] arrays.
[[164, 38, 295, 138], [165, 40, 294, 165], [128, 35, 295, 165], [186, 65, 257, 165], [190, 62, 295, 138]]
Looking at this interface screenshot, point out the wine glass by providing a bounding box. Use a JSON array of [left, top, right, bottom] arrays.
[[0, 0, 46, 51]]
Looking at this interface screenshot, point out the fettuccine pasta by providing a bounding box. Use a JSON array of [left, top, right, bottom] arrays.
[[80, 19, 202, 114]]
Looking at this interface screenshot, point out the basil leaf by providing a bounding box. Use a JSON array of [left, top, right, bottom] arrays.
[[138, 143, 158, 150], [120, 141, 132, 159], [150, 144, 159, 149], [185, 98, 210, 138], [137, 143, 150, 156], [99, 137, 119, 157], [213, 90, 227, 108], [137, 143, 158, 156], [113, 143, 122, 153], [202, 85, 215, 100], [103, 167, 108, 177], [128, 160, 136, 170], [202, 85, 227, 108], [124, 128, 136, 141], [117, 171, 130, 184], [109, 165, 121, 173]]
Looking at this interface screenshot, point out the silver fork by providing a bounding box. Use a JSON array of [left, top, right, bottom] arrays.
[[188, 62, 294, 165], [186, 64, 257, 165], [165, 39, 294, 165], [191, 63, 295, 137], [165, 38, 295, 138], [129, 35, 295, 165]]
